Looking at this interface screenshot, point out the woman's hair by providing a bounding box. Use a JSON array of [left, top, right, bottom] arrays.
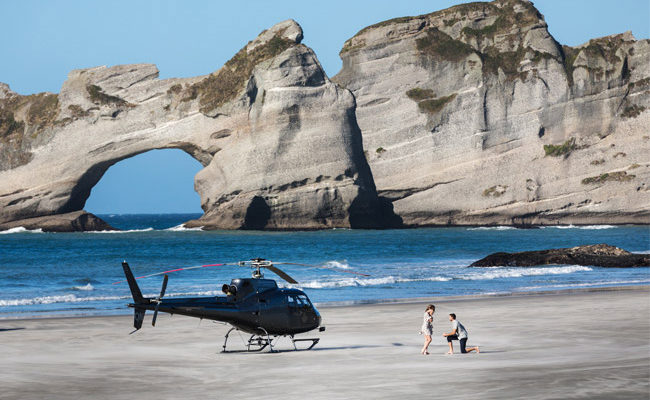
[[426, 304, 435, 311]]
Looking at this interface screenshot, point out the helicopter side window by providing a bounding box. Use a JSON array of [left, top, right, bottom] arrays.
[[288, 294, 310, 309]]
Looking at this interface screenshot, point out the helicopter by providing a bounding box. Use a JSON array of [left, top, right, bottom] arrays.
[[119, 258, 367, 352]]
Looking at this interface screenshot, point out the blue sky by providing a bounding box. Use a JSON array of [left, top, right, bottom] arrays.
[[1, 0, 648, 213]]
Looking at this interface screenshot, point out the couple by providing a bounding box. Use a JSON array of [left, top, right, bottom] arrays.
[[420, 304, 479, 355]]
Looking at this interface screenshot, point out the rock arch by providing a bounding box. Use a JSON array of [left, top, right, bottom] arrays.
[[0, 20, 390, 231]]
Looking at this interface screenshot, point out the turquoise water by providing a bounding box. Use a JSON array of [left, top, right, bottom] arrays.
[[0, 214, 648, 318]]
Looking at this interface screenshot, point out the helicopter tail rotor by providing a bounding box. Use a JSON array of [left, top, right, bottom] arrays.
[[151, 274, 168, 327]]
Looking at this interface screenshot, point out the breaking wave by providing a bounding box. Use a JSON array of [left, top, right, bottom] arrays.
[[88, 228, 154, 234], [289, 266, 592, 289], [463, 265, 592, 280], [165, 224, 203, 232], [544, 225, 615, 230], [0, 294, 128, 307], [467, 226, 517, 231], [323, 260, 351, 270], [72, 283, 95, 291], [0, 290, 225, 307], [294, 276, 452, 289], [0, 227, 44, 234]]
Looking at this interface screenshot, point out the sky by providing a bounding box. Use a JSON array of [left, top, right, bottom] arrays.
[[1, 0, 648, 213]]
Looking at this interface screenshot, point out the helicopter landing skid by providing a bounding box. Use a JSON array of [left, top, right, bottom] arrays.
[[221, 327, 320, 353]]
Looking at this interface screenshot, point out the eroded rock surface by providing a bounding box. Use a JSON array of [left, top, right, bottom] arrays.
[[469, 244, 650, 268], [335, 0, 650, 226], [0, 20, 387, 230]]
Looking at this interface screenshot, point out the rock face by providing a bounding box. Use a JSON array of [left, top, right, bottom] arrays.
[[1, 2, 649, 231], [469, 244, 650, 268], [0, 20, 388, 230], [335, 0, 650, 226]]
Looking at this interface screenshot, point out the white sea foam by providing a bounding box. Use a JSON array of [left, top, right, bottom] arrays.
[[0, 294, 128, 307], [467, 226, 517, 231], [464, 265, 592, 280], [0, 289, 234, 307], [289, 266, 592, 289], [293, 275, 452, 289], [88, 228, 154, 234], [631, 250, 650, 254], [324, 260, 351, 270], [0, 227, 44, 234], [543, 225, 615, 230], [72, 283, 95, 291], [165, 224, 203, 232]]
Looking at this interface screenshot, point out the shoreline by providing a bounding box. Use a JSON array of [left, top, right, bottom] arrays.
[[1, 220, 649, 233], [2, 284, 648, 322]]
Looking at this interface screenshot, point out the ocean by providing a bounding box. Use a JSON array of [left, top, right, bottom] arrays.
[[0, 213, 648, 319]]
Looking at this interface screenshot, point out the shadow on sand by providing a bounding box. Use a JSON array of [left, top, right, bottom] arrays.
[[0, 327, 25, 332]]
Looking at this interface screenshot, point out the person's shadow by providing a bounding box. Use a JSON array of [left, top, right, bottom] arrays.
[[0, 327, 25, 332]]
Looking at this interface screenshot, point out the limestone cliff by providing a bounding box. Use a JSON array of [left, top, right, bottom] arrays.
[[334, 0, 649, 225], [1, 2, 648, 231], [0, 20, 387, 231]]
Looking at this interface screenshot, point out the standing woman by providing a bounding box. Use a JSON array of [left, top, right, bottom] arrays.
[[420, 304, 435, 355]]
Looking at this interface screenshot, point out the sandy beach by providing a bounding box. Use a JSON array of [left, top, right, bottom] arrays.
[[1, 286, 649, 400]]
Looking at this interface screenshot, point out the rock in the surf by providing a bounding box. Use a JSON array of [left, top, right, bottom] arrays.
[[469, 244, 650, 268], [0, 211, 116, 232]]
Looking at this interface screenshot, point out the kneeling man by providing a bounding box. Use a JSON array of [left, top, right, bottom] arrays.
[[443, 313, 479, 354]]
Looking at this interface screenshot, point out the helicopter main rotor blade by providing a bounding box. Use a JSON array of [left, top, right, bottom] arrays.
[[264, 264, 298, 284], [277, 262, 370, 277], [112, 263, 236, 284]]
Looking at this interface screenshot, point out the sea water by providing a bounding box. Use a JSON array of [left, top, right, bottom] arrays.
[[0, 213, 648, 318]]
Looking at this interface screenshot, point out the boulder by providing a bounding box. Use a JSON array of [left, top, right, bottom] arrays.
[[469, 244, 650, 268], [0, 211, 115, 232]]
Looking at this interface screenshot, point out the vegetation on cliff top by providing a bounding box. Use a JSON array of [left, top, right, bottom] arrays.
[[186, 32, 295, 114]]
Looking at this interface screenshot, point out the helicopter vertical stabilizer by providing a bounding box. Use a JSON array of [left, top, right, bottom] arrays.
[[122, 261, 148, 331], [122, 261, 144, 303]]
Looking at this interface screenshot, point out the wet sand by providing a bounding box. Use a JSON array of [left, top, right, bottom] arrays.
[[1, 286, 649, 400]]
